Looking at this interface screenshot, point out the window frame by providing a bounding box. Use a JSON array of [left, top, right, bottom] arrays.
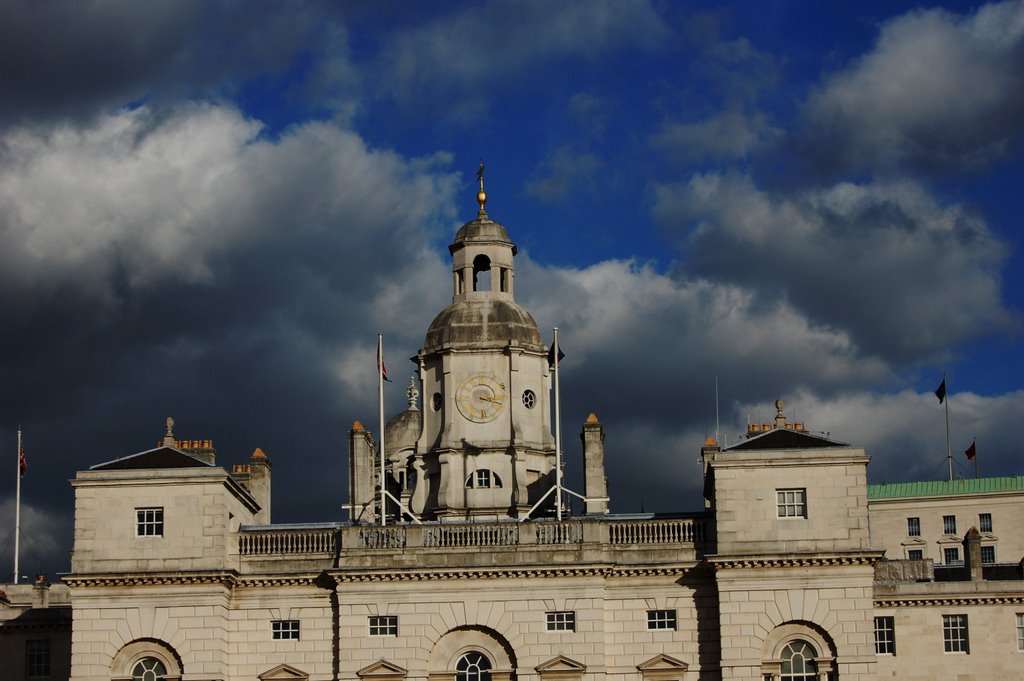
[[25, 639, 51, 679], [873, 616, 895, 655], [942, 614, 969, 653], [979, 513, 992, 533], [907, 549, 924, 560], [455, 651, 492, 681], [135, 507, 164, 537], [943, 547, 961, 565], [1016, 613, 1024, 652], [980, 545, 995, 565], [942, 515, 957, 535], [646, 609, 677, 630], [130, 657, 168, 681], [545, 610, 576, 632], [906, 517, 921, 536], [776, 489, 807, 518], [271, 619, 300, 640], [369, 615, 398, 637]]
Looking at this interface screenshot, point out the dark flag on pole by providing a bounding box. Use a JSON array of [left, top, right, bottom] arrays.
[[547, 344, 565, 367], [965, 440, 976, 461], [934, 377, 947, 403], [377, 336, 392, 382]]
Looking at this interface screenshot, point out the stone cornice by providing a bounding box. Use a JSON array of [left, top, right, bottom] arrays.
[[62, 570, 239, 588], [875, 594, 1024, 608], [235, 575, 325, 588], [324, 562, 697, 583], [708, 552, 883, 570]]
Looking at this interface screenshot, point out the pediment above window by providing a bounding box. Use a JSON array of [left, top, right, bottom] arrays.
[[357, 659, 409, 681], [536, 654, 586, 680], [259, 664, 309, 681], [638, 653, 689, 681]]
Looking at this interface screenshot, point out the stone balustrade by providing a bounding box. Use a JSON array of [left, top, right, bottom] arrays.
[[239, 525, 339, 556], [239, 515, 709, 565]]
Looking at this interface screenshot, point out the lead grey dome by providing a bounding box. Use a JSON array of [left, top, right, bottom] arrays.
[[424, 298, 542, 350]]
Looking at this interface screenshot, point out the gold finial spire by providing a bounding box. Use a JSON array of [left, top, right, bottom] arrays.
[[476, 159, 487, 213]]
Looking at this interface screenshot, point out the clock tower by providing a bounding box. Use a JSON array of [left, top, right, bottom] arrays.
[[409, 166, 557, 519]]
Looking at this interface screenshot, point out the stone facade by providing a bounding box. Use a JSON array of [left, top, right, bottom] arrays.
[[43, 183, 1024, 681]]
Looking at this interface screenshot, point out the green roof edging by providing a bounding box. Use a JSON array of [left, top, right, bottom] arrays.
[[868, 475, 1024, 500]]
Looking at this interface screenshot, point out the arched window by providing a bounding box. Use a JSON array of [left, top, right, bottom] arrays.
[[779, 640, 817, 681], [472, 255, 492, 292], [132, 657, 168, 681], [456, 651, 492, 681], [466, 470, 502, 489]]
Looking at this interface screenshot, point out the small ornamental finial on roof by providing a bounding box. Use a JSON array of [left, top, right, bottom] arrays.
[[352, 420, 364, 431], [476, 159, 488, 215], [586, 413, 600, 424], [774, 398, 787, 428], [163, 417, 175, 446], [407, 375, 420, 410]]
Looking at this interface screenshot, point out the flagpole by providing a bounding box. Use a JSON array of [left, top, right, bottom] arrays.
[[14, 427, 22, 584], [553, 327, 562, 521], [943, 373, 952, 482], [378, 334, 386, 527]]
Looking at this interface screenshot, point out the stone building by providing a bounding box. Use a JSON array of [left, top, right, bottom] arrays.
[[40, 180, 1024, 680]]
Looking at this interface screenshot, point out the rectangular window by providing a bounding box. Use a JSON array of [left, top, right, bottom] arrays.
[[369, 615, 398, 636], [943, 515, 957, 535], [979, 513, 992, 533], [271, 620, 300, 640], [907, 517, 921, 536], [981, 546, 995, 564], [943, 614, 969, 653], [776, 489, 807, 518], [545, 611, 575, 632], [1016, 613, 1024, 651], [647, 609, 677, 630], [907, 549, 924, 560], [943, 547, 961, 565], [135, 507, 163, 536], [25, 639, 51, 679], [873, 616, 895, 655]]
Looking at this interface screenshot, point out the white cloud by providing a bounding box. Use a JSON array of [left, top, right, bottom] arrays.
[[804, 0, 1024, 171], [0, 104, 459, 308], [734, 387, 1024, 484]]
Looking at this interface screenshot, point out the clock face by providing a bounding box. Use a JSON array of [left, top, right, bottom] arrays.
[[455, 373, 507, 423]]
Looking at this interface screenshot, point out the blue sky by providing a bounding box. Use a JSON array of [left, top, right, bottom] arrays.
[[1, 0, 1023, 577]]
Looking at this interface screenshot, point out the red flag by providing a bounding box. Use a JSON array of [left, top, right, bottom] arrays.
[[965, 440, 976, 461], [19, 444, 27, 477]]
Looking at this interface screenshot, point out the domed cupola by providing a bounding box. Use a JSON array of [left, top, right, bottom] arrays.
[[424, 162, 542, 352], [411, 162, 557, 521]]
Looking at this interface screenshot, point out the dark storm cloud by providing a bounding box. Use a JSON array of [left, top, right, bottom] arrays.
[[0, 0, 351, 128], [801, 0, 1024, 174], [652, 173, 1015, 363]]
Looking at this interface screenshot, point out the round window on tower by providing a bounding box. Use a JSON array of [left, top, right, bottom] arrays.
[[522, 390, 536, 409], [431, 393, 443, 412]]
